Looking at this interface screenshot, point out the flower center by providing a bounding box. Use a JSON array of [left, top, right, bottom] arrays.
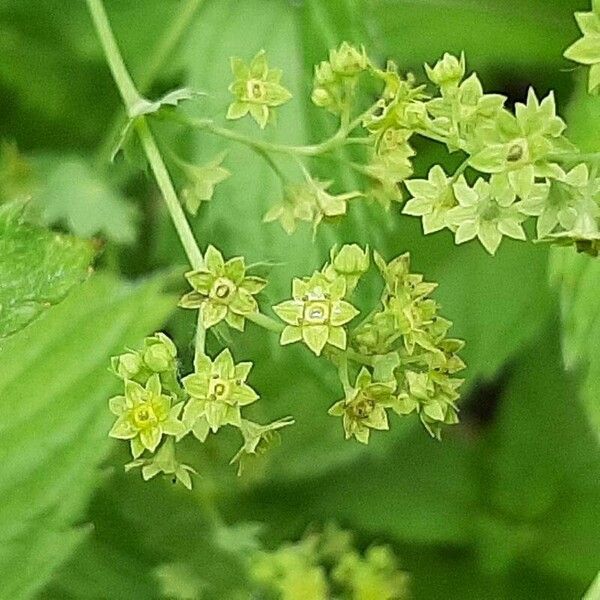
[[210, 277, 236, 304], [303, 300, 330, 324], [209, 377, 231, 401], [132, 403, 157, 429], [506, 139, 528, 163], [351, 397, 375, 419], [247, 79, 266, 101]]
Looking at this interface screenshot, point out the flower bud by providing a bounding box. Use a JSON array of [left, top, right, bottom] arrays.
[[331, 244, 369, 277], [311, 86, 332, 108], [143, 332, 177, 373], [425, 52, 465, 88], [112, 352, 143, 379]]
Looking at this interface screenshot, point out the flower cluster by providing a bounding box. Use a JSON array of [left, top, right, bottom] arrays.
[[400, 53, 600, 256], [250, 523, 409, 600], [345, 252, 464, 440], [108, 331, 293, 488], [270, 244, 464, 441]]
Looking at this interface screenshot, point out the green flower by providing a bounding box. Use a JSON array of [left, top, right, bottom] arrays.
[[564, 4, 600, 93], [447, 175, 526, 255], [425, 52, 465, 89], [329, 41, 369, 77], [229, 417, 295, 476], [273, 272, 360, 356], [328, 368, 394, 444], [125, 438, 196, 490], [227, 50, 292, 128], [360, 143, 414, 210], [469, 89, 569, 194], [179, 152, 230, 216], [311, 42, 369, 115], [264, 180, 361, 234], [181, 349, 259, 435], [403, 165, 456, 234], [425, 72, 505, 151], [179, 245, 267, 330], [109, 374, 185, 458], [322, 244, 369, 293], [374, 251, 437, 301], [394, 371, 460, 439]]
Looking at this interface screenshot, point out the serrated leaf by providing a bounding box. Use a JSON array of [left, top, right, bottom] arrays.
[[33, 157, 138, 244], [0, 201, 95, 339], [0, 273, 176, 599]]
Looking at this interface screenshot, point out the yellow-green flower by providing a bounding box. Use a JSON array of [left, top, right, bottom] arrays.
[[328, 368, 394, 444], [109, 374, 185, 458], [226, 50, 292, 128], [181, 349, 259, 435], [273, 272, 359, 356], [179, 245, 267, 330]]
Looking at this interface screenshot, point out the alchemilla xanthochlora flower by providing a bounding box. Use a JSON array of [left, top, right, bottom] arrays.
[[179, 245, 267, 330], [273, 272, 359, 356], [328, 368, 394, 444], [182, 349, 259, 436], [227, 50, 292, 128], [109, 374, 185, 458]]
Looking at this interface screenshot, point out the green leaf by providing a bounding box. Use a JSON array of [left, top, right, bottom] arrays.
[[0, 273, 175, 599], [0, 201, 95, 338], [33, 156, 138, 244]]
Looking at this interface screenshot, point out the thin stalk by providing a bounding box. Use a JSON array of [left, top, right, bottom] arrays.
[[172, 114, 371, 157]]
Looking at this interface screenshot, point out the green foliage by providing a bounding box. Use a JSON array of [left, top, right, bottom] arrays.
[[33, 157, 138, 243], [0, 201, 95, 338], [0, 273, 175, 599]]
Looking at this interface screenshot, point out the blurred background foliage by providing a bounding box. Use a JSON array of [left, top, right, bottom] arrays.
[[0, 0, 599, 598]]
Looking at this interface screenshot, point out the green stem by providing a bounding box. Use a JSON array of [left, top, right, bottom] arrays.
[[450, 156, 470, 184], [246, 312, 284, 333], [172, 114, 370, 157], [87, 0, 206, 348], [135, 119, 205, 270], [194, 308, 206, 367], [86, 0, 143, 112], [338, 356, 353, 395], [95, 0, 203, 163]]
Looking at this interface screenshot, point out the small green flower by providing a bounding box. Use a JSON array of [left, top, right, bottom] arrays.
[[360, 144, 414, 210], [227, 50, 292, 128], [229, 417, 295, 476], [181, 349, 259, 435], [273, 272, 360, 356], [179, 152, 230, 216], [125, 438, 196, 489], [447, 175, 526, 255], [395, 370, 460, 439], [329, 42, 369, 77], [179, 245, 267, 330], [426, 72, 506, 152], [469, 89, 569, 193], [403, 165, 456, 234], [564, 4, 600, 93], [328, 368, 394, 444], [425, 52, 465, 89], [322, 244, 369, 293], [263, 184, 317, 234], [109, 374, 185, 458]]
